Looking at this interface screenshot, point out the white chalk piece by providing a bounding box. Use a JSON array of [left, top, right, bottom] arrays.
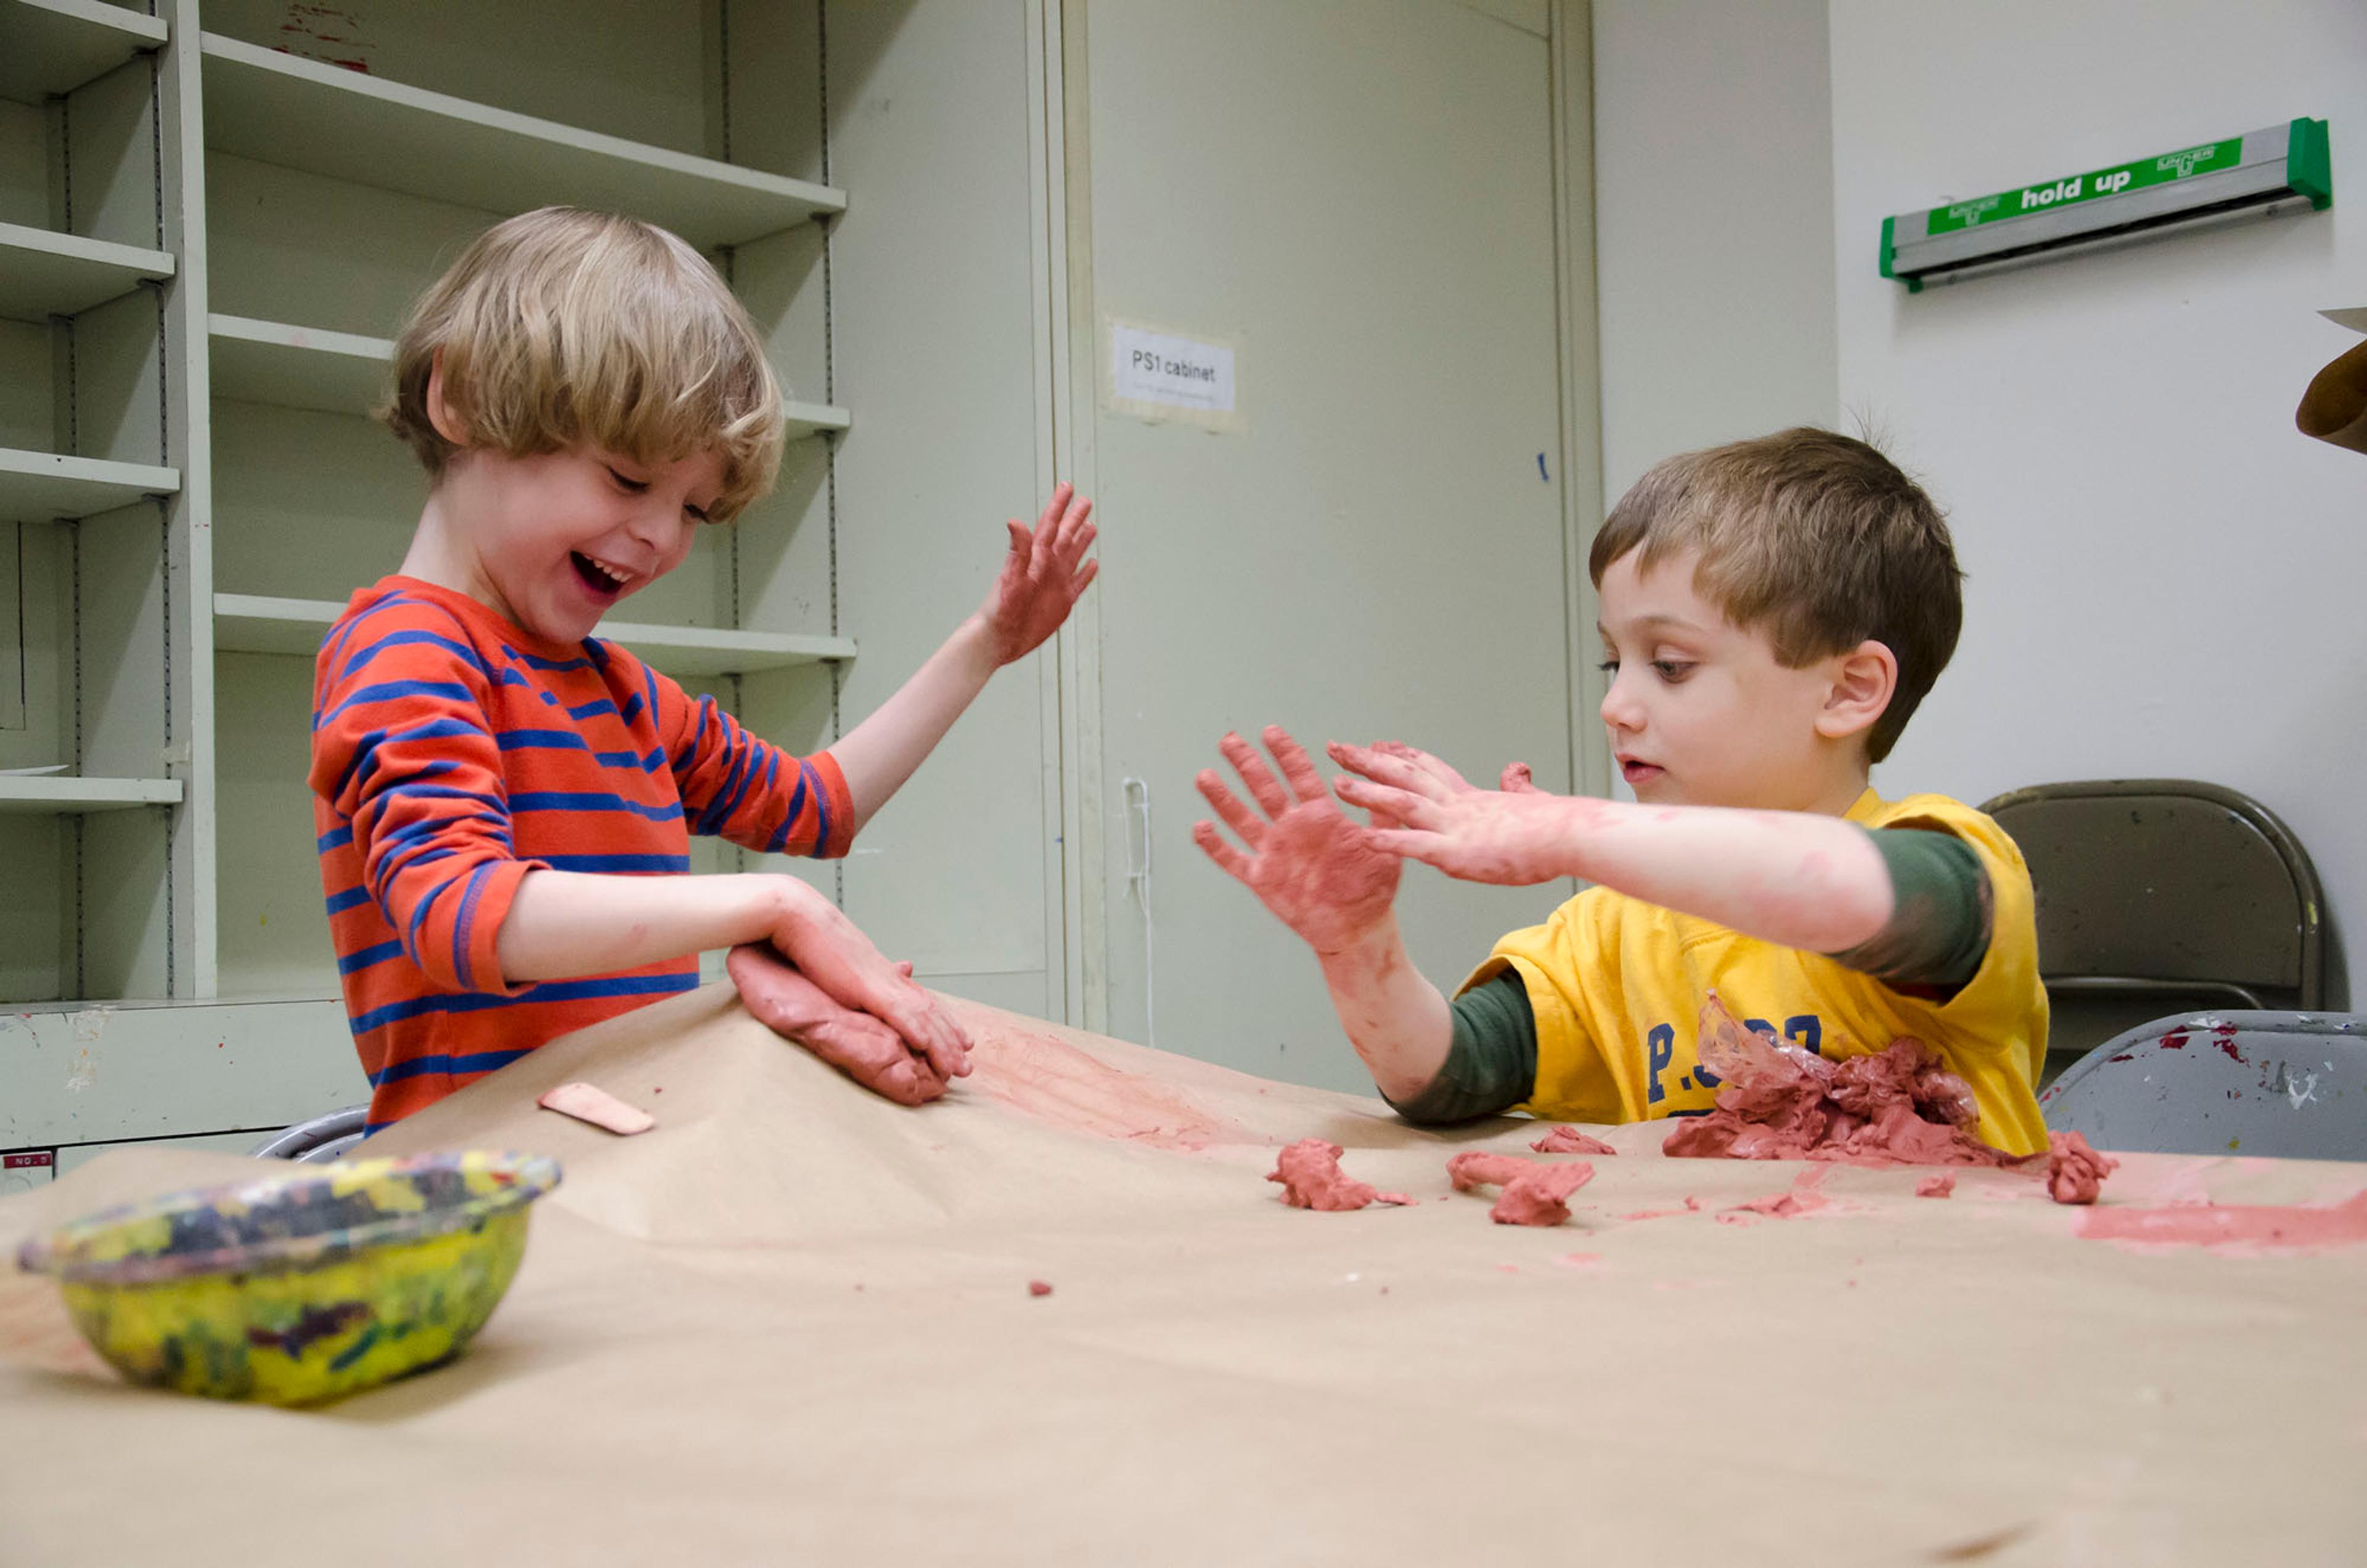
[[1104, 318, 1242, 432], [538, 1081, 656, 1136]]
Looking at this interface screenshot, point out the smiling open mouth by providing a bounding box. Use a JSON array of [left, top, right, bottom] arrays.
[[571, 552, 633, 598]]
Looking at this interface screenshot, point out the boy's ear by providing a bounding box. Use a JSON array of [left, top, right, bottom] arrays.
[[1814, 639, 1897, 743], [425, 348, 469, 446]]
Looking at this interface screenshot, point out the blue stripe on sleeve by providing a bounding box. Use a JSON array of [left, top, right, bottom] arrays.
[[332, 628, 496, 688], [324, 884, 374, 915], [498, 729, 592, 753], [314, 679, 478, 731], [512, 647, 595, 672], [333, 717, 490, 798], [764, 763, 814, 854], [509, 791, 684, 822], [337, 938, 406, 976], [350, 971, 700, 1042], [535, 852, 692, 874], [672, 696, 713, 771], [369, 1047, 533, 1086], [451, 860, 499, 990], [807, 759, 836, 855]]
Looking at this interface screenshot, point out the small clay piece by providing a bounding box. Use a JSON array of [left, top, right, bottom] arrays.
[[1445, 1150, 1595, 1227], [1447, 1151, 1537, 1192], [538, 1081, 655, 1135], [1531, 1125, 1616, 1156], [1267, 1138, 1411, 1211], [1662, 993, 2022, 1169], [1028, 1280, 1053, 1298], [1916, 1174, 1956, 1199], [2045, 1130, 2117, 1206]]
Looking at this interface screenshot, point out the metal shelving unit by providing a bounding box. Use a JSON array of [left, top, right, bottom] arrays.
[[3, 0, 856, 1174]]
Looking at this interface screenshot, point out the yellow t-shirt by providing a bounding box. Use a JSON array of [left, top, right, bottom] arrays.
[[1462, 788, 2050, 1157]]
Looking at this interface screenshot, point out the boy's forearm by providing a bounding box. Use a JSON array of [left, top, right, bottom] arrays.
[[829, 615, 1000, 833], [495, 870, 803, 984], [1544, 797, 1892, 953], [1313, 915, 1453, 1103]]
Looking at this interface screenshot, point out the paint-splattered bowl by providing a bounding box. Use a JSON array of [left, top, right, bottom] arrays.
[[14, 1149, 560, 1406]]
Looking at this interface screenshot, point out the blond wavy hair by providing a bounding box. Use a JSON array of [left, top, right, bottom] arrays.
[[382, 207, 783, 520]]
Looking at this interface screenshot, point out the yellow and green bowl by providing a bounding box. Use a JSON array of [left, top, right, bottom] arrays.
[[14, 1149, 560, 1407]]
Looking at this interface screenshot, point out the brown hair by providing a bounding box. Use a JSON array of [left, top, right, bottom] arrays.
[[382, 207, 784, 520], [1588, 428, 1961, 763]]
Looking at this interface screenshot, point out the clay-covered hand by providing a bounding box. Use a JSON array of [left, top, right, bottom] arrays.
[[1328, 740, 1578, 886], [762, 879, 971, 1082], [727, 944, 948, 1106], [978, 481, 1098, 666], [1192, 726, 1401, 954]]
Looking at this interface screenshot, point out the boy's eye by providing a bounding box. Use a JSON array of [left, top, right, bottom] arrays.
[[1651, 659, 1695, 682], [1596, 659, 1619, 674], [684, 502, 712, 525], [606, 466, 649, 494]]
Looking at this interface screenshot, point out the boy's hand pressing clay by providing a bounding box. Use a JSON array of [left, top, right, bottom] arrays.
[[1328, 740, 1579, 888], [729, 944, 950, 1106], [762, 880, 971, 1083], [979, 482, 1098, 667], [1193, 727, 1400, 955]]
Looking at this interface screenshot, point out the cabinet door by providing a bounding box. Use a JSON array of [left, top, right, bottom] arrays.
[[1084, 0, 1578, 1087]]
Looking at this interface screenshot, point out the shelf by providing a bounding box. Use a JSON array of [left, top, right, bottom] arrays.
[[0, 775, 183, 814], [594, 621, 858, 676], [208, 314, 393, 414], [0, 447, 179, 521], [198, 34, 847, 249], [0, 221, 174, 323], [0, 0, 168, 105], [205, 316, 849, 440], [215, 594, 857, 676], [783, 402, 852, 441]]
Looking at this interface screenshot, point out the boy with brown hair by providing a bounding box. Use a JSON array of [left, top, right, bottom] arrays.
[[1193, 428, 2048, 1153], [313, 207, 1096, 1130]]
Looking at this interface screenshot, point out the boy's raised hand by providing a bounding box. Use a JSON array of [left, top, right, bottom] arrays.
[[980, 482, 1098, 666], [728, 944, 949, 1105], [1192, 726, 1400, 954], [1328, 740, 1579, 887]]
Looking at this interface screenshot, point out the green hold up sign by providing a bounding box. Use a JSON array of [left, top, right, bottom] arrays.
[[1924, 136, 2244, 234]]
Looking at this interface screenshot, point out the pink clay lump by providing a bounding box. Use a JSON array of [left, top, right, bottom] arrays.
[[1267, 1139, 1411, 1212], [1661, 993, 2021, 1169], [1446, 1151, 1595, 1227]]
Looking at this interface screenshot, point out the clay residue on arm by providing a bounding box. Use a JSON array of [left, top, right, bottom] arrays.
[[1825, 828, 1993, 994], [1192, 727, 1453, 1102], [1383, 970, 1537, 1127]]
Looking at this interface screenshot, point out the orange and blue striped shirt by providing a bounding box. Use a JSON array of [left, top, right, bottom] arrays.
[[309, 576, 851, 1130]]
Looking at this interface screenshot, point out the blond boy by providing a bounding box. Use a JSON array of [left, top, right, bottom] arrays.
[[312, 208, 1095, 1130], [1194, 429, 2048, 1153]]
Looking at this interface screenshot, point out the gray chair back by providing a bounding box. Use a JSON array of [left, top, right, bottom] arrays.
[[250, 1106, 370, 1163], [1982, 780, 2326, 1076], [2042, 1011, 2367, 1159]]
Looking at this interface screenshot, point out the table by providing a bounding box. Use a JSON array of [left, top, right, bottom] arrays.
[[4, 984, 2363, 1565]]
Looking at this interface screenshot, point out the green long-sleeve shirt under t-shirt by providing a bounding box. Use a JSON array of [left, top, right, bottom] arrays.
[[1386, 825, 1992, 1126]]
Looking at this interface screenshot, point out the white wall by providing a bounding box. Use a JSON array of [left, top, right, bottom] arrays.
[[1591, 0, 1838, 496], [1830, 1, 2367, 1003]]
